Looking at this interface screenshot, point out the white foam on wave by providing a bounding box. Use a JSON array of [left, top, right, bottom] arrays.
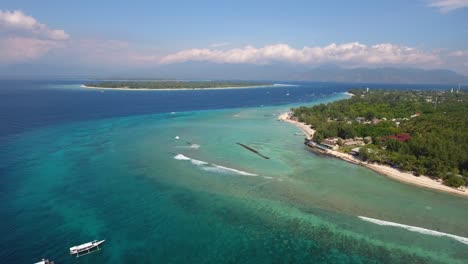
[[174, 154, 257, 177], [174, 144, 201, 150], [202, 165, 257, 176], [359, 216, 468, 245], [190, 159, 208, 166], [174, 154, 208, 165], [174, 154, 190, 160]]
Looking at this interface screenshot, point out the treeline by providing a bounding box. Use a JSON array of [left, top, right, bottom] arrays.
[[86, 81, 271, 89], [293, 89, 468, 187]]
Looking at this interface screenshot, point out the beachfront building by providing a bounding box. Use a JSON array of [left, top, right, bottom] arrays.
[[355, 117, 366, 123], [372, 118, 381, 124], [342, 138, 365, 147], [350, 147, 361, 156], [320, 137, 339, 150]]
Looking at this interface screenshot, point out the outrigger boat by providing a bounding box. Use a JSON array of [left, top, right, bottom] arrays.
[[69, 240, 105, 257]]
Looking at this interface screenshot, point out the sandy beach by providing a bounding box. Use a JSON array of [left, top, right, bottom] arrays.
[[278, 112, 468, 198], [81, 84, 296, 91], [278, 112, 315, 140]]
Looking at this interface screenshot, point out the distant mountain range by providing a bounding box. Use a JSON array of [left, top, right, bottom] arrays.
[[1, 62, 467, 85], [295, 66, 468, 85]]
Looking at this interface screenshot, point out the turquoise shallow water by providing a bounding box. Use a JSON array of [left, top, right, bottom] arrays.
[[1, 90, 468, 263]]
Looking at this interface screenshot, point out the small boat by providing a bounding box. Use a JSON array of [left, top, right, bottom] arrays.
[[70, 240, 105, 257], [34, 259, 54, 264]]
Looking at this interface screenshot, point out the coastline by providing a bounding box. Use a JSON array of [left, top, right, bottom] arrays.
[[278, 112, 315, 140], [278, 111, 468, 198], [81, 83, 297, 91]]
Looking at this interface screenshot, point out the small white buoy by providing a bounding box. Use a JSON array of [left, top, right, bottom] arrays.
[[175, 136, 180, 140]]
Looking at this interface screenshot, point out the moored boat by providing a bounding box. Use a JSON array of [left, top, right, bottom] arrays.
[[69, 240, 105, 257]]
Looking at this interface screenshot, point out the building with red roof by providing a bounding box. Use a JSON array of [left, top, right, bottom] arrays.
[[381, 133, 412, 142]]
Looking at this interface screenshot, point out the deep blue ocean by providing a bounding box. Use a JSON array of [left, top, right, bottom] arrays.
[[1, 80, 467, 264], [0, 80, 456, 142]]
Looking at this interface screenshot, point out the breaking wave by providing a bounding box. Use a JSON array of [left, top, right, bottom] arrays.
[[174, 154, 190, 160], [359, 216, 468, 245], [174, 154, 257, 176]]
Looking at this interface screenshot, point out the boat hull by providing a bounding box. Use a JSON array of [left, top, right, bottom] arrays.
[[70, 240, 105, 257]]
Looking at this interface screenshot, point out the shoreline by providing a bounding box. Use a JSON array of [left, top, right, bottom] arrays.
[[278, 112, 468, 198], [278, 112, 315, 140], [81, 83, 297, 91]]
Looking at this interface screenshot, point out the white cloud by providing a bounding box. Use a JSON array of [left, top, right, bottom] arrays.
[[0, 10, 69, 63], [0, 36, 62, 63], [449, 50, 468, 57], [209, 42, 229, 48], [429, 0, 468, 13], [445, 49, 468, 73], [0, 10, 463, 75], [159, 42, 440, 67], [0, 10, 69, 40]]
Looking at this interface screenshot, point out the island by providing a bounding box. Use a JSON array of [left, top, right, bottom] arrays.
[[280, 88, 468, 197], [83, 81, 275, 90]]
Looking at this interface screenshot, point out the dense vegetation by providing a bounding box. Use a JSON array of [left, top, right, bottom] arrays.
[[293, 89, 468, 187], [86, 81, 271, 89]]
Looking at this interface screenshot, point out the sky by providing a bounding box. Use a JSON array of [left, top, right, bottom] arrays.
[[0, 0, 467, 76]]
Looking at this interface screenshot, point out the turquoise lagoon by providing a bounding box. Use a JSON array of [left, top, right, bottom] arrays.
[[1, 83, 467, 263]]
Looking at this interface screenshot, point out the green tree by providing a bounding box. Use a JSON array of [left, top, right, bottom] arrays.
[[414, 165, 427, 176], [337, 125, 356, 139], [385, 139, 403, 152], [365, 111, 375, 120], [443, 176, 465, 188], [314, 132, 324, 143]]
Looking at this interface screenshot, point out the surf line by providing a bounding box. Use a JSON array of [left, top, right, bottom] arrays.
[[359, 216, 468, 245], [236, 143, 270, 159], [174, 154, 258, 176]]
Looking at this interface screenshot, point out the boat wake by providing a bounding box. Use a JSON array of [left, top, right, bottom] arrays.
[[174, 154, 257, 176], [273, 83, 299, 87], [359, 216, 468, 245]]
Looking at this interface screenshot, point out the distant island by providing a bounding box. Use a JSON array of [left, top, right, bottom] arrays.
[[280, 88, 468, 196], [83, 81, 275, 90]]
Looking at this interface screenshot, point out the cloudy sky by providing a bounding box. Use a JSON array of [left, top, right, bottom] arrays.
[[1, 0, 467, 76]]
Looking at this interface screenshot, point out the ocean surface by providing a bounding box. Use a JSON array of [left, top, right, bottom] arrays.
[[1, 80, 467, 264]]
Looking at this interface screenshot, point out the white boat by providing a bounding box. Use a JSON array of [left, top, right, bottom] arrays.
[[70, 240, 105, 257], [34, 259, 54, 264]]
